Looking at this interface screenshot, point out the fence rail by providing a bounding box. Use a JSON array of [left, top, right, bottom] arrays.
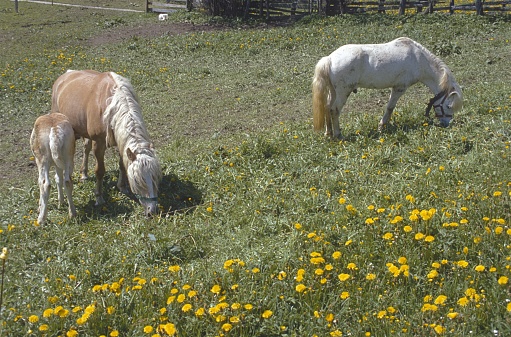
[[146, 0, 191, 12], [244, 0, 511, 18]]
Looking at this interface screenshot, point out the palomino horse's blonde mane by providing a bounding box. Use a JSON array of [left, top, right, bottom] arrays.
[[103, 73, 162, 194]]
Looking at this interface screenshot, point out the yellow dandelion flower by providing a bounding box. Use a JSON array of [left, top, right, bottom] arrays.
[[338, 273, 350, 282], [457, 297, 469, 306], [143, 325, 154, 333], [434, 295, 447, 305], [182, 304, 192, 312], [475, 265, 485, 272], [211, 284, 221, 294], [447, 312, 458, 319], [222, 323, 233, 332], [262, 310, 273, 319], [28, 315, 39, 323], [159, 323, 176, 335], [39, 324, 49, 332], [415, 232, 425, 240], [340, 291, 349, 299], [366, 273, 376, 280], [195, 307, 205, 317], [110, 330, 119, 337], [434, 325, 445, 334], [425, 235, 435, 242], [168, 265, 180, 272], [498, 276, 509, 285], [403, 225, 412, 232], [332, 251, 342, 259], [295, 284, 307, 293]]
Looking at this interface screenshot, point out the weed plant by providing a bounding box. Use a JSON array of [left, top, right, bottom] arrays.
[[0, 4, 511, 336]]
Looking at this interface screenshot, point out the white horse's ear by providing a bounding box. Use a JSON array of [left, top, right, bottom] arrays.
[[126, 148, 137, 162]]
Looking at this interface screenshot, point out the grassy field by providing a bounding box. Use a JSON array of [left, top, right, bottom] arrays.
[[1, 1, 511, 336]]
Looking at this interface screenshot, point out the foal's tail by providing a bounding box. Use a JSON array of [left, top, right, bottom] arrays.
[[312, 56, 334, 133], [49, 126, 68, 169]]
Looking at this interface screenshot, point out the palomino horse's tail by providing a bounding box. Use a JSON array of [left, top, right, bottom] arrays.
[[312, 56, 334, 134]]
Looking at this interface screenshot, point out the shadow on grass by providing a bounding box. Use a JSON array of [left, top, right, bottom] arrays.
[[77, 172, 203, 219], [158, 173, 203, 216]]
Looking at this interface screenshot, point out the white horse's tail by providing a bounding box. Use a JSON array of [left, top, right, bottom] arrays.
[[312, 56, 334, 133], [50, 126, 65, 169]]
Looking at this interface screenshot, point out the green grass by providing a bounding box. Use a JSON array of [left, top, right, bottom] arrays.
[[1, 3, 511, 336]]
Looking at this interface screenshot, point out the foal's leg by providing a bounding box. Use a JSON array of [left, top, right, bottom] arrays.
[[80, 138, 92, 181], [93, 140, 107, 205], [379, 87, 406, 130], [37, 159, 51, 225], [54, 167, 65, 207]]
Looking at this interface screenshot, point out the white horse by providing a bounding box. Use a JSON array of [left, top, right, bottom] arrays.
[[30, 113, 77, 225], [312, 37, 463, 139]]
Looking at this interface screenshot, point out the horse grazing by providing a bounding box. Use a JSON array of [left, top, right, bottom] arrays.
[[312, 37, 463, 139], [51, 70, 162, 216], [30, 113, 77, 225]]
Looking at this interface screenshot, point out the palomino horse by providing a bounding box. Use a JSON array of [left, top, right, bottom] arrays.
[[30, 113, 77, 225], [312, 37, 463, 139], [51, 70, 162, 216]]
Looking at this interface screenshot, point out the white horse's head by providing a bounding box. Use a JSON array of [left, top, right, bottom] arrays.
[[126, 148, 162, 216], [426, 87, 463, 127]]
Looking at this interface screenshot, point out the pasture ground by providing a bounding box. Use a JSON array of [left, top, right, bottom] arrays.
[[1, 2, 511, 336]]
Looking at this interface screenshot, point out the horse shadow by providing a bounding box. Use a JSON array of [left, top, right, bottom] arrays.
[[158, 174, 203, 216], [77, 172, 202, 219]]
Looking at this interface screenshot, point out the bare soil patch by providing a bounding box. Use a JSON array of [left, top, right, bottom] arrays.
[[88, 21, 223, 46]]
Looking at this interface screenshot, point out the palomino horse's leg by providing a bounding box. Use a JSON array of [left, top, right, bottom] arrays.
[[80, 138, 92, 181], [63, 143, 77, 219], [37, 159, 51, 225], [92, 139, 107, 205], [379, 87, 406, 131], [117, 156, 130, 195], [63, 168, 77, 219]]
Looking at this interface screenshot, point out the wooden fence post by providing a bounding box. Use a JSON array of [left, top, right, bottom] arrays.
[[399, 0, 406, 14], [428, 0, 434, 13], [15, 0, 19, 13], [449, 0, 454, 13], [378, 0, 385, 13], [475, 0, 483, 14]]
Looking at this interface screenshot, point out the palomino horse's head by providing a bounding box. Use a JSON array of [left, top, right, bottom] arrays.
[[426, 83, 463, 127], [126, 147, 162, 216]]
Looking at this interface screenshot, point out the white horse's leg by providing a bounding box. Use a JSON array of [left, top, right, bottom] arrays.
[[80, 138, 92, 181], [331, 90, 350, 140], [379, 87, 406, 130], [37, 160, 51, 225]]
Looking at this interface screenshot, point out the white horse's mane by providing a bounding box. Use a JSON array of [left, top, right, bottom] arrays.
[[103, 72, 161, 194], [406, 38, 454, 93]]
